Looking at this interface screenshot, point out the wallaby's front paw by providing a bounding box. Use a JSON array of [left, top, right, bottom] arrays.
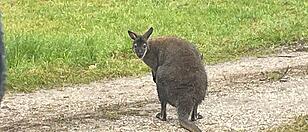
[[191, 113, 203, 121], [197, 113, 203, 119], [156, 113, 166, 121]]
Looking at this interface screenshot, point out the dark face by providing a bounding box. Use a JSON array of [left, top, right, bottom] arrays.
[[132, 37, 148, 59], [128, 27, 153, 59]]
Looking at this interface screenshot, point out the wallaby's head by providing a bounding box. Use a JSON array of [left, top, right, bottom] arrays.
[[128, 27, 153, 59]]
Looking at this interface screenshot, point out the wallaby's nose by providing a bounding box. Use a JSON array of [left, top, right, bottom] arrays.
[[136, 52, 143, 58], [136, 50, 144, 58]]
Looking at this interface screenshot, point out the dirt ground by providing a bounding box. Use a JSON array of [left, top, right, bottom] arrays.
[[1, 51, 308, 132]]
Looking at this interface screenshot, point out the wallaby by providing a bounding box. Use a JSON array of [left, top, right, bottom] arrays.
[[0, 14, 6, 105], [128, 27, 208, 132]]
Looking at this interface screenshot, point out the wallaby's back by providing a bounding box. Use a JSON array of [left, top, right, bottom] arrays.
[[149, 37, 207, 106], [150, 37, 207, 132]]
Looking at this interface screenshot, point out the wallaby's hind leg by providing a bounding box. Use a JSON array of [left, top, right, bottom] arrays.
[[177, 99, 202, 132], [156, 100, 167, 121], [191, 103, 203, 121], [155, 77, 167, 121]]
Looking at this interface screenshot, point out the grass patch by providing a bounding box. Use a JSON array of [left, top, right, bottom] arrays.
[[0, 0, 307, 92], [268, 115, 308, 132]]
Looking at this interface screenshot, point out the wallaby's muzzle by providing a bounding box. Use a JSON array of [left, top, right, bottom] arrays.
[[135, 48, 147, 59], [136, 52, 144, 58]]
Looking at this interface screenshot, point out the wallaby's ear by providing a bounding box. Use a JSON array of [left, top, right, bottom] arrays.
[[143, 27, 153, 40], [128, 30, 137, 40]]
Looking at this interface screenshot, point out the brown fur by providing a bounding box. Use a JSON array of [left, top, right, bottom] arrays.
[[128, 28, 207, 132], [143, 37, 207, 105]]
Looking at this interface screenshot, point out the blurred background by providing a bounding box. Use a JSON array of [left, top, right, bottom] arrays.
[[0, 0, 307, 92]]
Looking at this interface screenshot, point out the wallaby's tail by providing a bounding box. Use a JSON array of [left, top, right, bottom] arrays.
[[177, 98, 202, 132]]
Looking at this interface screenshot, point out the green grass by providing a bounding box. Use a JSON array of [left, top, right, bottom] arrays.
[[268, 115, 308, 132], [1, 0, 307, 92]]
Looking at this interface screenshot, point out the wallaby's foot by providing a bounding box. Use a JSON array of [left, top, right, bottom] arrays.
[[191, 113, 203, 121], [157, 100, 167, 121], [156, 113, 167, 121], [191, 103, 203, 121]]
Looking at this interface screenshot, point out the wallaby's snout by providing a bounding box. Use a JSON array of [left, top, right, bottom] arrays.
[[135, 48, 146, 58]]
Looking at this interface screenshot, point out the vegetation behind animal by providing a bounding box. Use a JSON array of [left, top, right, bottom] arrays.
[[1, 0, 307, 92]]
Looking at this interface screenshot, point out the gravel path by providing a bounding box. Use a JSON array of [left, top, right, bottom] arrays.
[[0, 52, 308, 132]]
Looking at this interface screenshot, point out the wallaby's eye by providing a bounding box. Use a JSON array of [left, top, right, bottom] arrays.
[[133, 44, 137, 48], [143, 43, 147, 48]]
